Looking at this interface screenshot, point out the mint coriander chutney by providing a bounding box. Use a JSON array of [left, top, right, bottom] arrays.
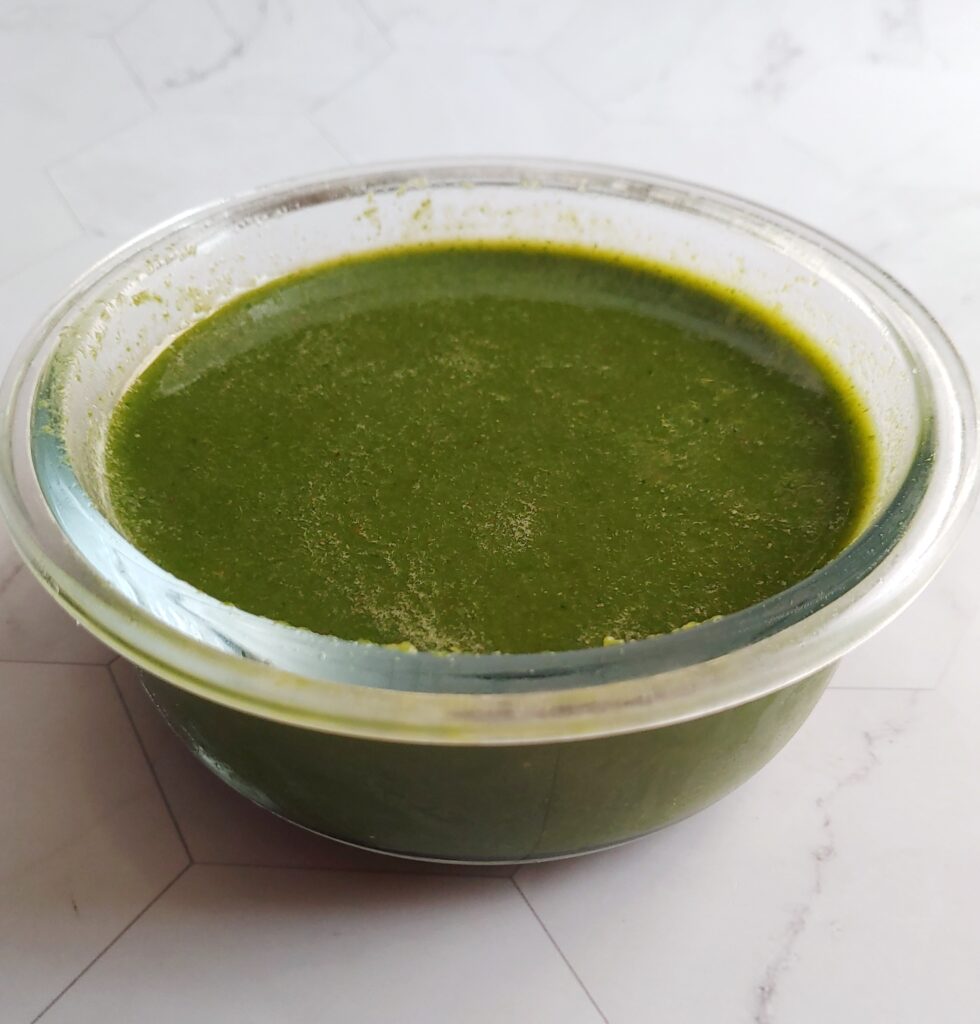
[[104, 243, 874, 654]]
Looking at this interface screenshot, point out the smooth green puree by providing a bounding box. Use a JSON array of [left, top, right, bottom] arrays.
[[105, 243, 874, 654]]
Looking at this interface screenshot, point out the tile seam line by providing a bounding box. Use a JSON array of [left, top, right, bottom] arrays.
[[1, 783, 168, 896], [512, 876, 610, 1024], [0, 227, 112, 289], [533, 53, 609, 121], [932, 603, 980, 689], [43, 166, 87, 237], [107, 661, 194, 862], [29, 862, 191, 1023], [106, 32, 157, 109], [353, 0, 390, 41], [106, 663, 193, 864], [101, 0, 156, 37], [530, 0, 590, 56], [308, 42, 394, 115], [45, 96, 158, 213], [308, 117, 355, 164]]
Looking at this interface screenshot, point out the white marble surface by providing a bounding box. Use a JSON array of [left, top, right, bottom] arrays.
[[1, 1, 979, 1020]]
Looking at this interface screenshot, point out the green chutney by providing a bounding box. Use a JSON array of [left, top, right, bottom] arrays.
[[105, 243, 874, 654]]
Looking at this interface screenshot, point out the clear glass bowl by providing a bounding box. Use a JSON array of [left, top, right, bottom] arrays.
[[1, 161, 976, 861]]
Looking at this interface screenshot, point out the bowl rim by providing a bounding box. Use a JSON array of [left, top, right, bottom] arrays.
[[1, 157, 977, 745]]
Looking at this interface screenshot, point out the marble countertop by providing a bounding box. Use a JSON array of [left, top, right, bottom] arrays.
[[2, 1, 979, 1021]]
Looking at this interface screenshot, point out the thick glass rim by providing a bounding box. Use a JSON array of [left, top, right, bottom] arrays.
[[1, 159, 976, 745]]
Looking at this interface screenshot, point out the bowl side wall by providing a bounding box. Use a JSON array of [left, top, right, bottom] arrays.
[[139, 662, 833, 861]]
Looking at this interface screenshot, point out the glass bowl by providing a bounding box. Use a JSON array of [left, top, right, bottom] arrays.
[[1, 160, 976, 862]]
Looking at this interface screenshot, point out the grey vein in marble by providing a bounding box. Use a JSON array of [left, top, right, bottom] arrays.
[[752, 714, 913, 1023]]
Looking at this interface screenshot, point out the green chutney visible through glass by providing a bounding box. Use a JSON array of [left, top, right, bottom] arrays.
[[104, 243, 875, 654]]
